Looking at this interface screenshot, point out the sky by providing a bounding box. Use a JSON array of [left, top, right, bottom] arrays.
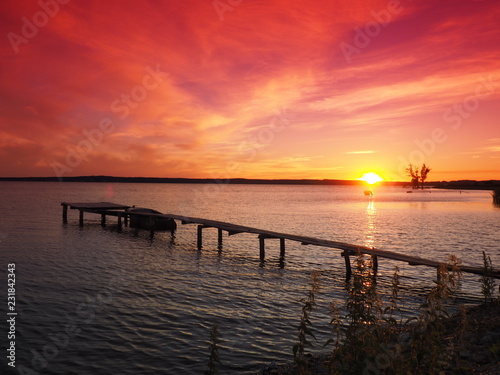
[[1, 0, 499, 181]]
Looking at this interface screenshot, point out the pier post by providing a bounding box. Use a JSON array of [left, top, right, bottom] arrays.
[[79, 210, 84, 227], [343, 252, 352, 280], [124, 214, 128, 227], [149, 217, 155, 239], [117, 214, 122, 232], [197, 225, 203, 250], [101, 214, 106, 227], [259, 235, 265, 261], [279, 238, 286, 260], [218, 228, 223, 250], [62, 204, 68, 224], [371, 255, 378, 275]]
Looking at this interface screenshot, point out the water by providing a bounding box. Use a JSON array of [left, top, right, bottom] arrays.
[[1, 182, 499, 374]]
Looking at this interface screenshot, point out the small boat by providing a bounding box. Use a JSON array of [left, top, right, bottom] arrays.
[[127, 207, 177, 231]]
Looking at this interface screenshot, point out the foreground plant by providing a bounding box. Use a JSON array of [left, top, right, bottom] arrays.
[[325, 300, 342, 364], [323, 254, 469, 374], [325, 252, 393, 374], [293, 271, 320, 375], [205, 324, 221, 375], [403, 256, 463, 374], [481, 251, 496, 303]]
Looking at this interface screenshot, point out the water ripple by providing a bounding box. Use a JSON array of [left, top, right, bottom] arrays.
[[1, 183, 496, 374]]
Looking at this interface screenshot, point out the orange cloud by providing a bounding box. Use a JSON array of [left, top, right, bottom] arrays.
[[1, 0, 499, 180]]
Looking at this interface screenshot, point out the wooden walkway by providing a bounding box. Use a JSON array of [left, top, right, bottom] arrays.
[[61, 202, 500, 279]]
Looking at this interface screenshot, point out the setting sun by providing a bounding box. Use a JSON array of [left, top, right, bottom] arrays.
[[359, 172, 383, 185]]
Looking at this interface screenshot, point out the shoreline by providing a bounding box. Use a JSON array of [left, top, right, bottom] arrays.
[[0, 176, 500, 190]]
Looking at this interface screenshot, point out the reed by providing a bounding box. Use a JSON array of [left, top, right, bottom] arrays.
[[481, 251, 496, 303], [321, 253, 468, 374], [396, 256, 463, 374], [205, 324, 221, 375], [293, 271, 320, 375], [343, 253, 383, 371], [325, 252, 390, 374], [381, 266, 404, 351], [452, 305, 469, 371]]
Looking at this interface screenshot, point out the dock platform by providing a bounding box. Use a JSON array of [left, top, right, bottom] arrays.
[[61, 201, 500, 280]]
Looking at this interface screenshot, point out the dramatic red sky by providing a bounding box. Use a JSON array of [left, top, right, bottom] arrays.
[[1, 0, 499, 181]]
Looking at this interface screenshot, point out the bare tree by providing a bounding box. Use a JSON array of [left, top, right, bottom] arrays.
[[406, 164, 431, 190], [406, 164, 420, 189], [420, 164, 431, 190]]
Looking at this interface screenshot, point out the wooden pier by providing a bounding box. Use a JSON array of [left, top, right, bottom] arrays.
[[61, 202, 500, 280]]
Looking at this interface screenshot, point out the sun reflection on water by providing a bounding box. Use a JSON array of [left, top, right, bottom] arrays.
[[364, 199, 376, 249]]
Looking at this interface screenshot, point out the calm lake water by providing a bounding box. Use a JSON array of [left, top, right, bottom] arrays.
[[1, 182, 499, 374]]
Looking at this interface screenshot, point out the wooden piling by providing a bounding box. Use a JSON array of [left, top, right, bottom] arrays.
[[149, 217, 155, 239], [197, 225, 203, 250], [79, 210, 84, 227], [259, 235, 265, 261], [117, 214, 122, 232], [218, 228, 223, 249], [62, 204, 68, 224], [101, 214, 106, 226], [343, 252, 352, 280], [371, 254, 378, 275], [279, 238, 286, 260]]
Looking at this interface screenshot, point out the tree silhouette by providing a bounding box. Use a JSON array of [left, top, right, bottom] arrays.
[[406, 164, 431, 190], [420, 164, 431, 190], [406, 164, 420, 189]]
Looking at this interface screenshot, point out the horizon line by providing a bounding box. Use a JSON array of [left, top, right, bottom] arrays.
[[0, 175, 499, 186]]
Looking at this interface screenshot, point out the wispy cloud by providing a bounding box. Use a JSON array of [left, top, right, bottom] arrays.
[[1, 0, 499, 180], [346, 151, 376, 154]]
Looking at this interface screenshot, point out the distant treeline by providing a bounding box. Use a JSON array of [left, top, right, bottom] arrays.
[[432, 180, 500, 190], [0, 176, 498, 189], [0, 175, 396, 185]]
